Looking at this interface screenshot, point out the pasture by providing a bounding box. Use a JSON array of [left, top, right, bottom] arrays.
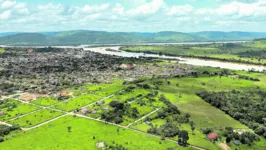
[[8, 109, 64, 127], [52, 94, 100, 111], [0, 100, 40, 121], [0, 116, 191, 150]]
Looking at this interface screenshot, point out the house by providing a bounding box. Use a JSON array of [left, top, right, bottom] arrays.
[[57, 90, 72, 97], [80, 107, 89, 115], [207, 133, 219, 141], [27, 48, 34, 53], [119, 63, 135, 69], [96, 101, 104, 105]]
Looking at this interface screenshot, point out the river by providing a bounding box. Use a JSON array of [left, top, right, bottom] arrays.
[[2, 42, 266, 72], [83, 46, 266, 72]]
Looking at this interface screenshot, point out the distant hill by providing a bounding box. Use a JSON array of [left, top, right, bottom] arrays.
[[192, 31, 266, 41], [0, 32, 19, 37], [1, 30, 266, 46], [0, 33, 48, 45]]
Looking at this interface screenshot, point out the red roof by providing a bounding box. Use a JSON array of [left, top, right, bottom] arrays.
[[207, 133, 219, 140]]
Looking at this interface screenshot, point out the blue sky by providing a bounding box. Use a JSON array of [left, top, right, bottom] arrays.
[[0, 0, 266, 32]]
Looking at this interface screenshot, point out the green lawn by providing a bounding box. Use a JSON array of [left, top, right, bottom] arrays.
[[0, 116, 193, 150], [52, 94, 100, 111], [8, 109, 64, 127]]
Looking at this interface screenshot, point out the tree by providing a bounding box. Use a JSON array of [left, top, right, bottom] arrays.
[[67, 126, 72, 132], [226, 137, 232, 143], [178, 130, 189, 146], [189, 121, 195, 134], [0, 136, 4, 142]]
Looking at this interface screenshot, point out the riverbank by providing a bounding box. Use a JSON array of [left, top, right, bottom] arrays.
[[122, 49, 266, 67], [85, 46, 266, 72]]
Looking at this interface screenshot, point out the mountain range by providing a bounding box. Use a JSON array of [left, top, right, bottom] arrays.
[[1, 30, 266, 46]]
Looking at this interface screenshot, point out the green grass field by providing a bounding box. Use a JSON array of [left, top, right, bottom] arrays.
[[52, 94, 100, 111], [157, 76, 251, 129], [0, 100, 40, 121], [7, 109, 64, 127], [32, 97, 60, 106], [0, 48, 5, 53], [0, 116, 193, 150]]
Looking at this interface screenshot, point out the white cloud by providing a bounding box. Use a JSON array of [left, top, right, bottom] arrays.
[[126, 0, 164, 18], [113, 3, 124, 15], [1, 0, 16, 9], [0, 0, 266, 32], [82, 3, 109, 14], [0, 10, 11, 20], [167, 4, 193, 16]]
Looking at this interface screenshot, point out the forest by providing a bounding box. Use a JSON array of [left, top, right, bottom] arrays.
[[197, 91, 266, 137]]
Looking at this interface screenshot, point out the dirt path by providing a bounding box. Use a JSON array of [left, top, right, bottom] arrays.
[[7, 109, 43, 122], [126, 108, 161, 127], [0, 121, 13, 127], [22, 113, 71, 131], [219, 143, 230, 150]]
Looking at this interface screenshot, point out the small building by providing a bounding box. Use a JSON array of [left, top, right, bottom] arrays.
[[80, 107, 89, 115], [207, 133, 219, 141], [96, 141, 105, 149], [57, 90, 72, 97], [27, 48, 34, 53], [96, 101, 104, 105], [119, 63, 135, 70]]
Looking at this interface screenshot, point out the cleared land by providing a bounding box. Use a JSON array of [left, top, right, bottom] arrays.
[[0, 116, 192, 150], [0, 100, 40, 121], [7, 109, 64, 127]]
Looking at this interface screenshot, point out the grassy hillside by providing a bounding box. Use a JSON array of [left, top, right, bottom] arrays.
[[152, 31, 203, 42], [0, 33, 48, 45], [192, 31, 266, 41]]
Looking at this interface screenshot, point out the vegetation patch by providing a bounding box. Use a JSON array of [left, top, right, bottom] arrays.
[[52, 94, 100, 111], [8, 109, 64, 127], [0, 100, 40, 121]]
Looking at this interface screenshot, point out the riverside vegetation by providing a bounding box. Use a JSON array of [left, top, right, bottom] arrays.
[[121, 39, 266, 66]]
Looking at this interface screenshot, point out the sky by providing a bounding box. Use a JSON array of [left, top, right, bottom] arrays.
[[0, 0, 266, 32]]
